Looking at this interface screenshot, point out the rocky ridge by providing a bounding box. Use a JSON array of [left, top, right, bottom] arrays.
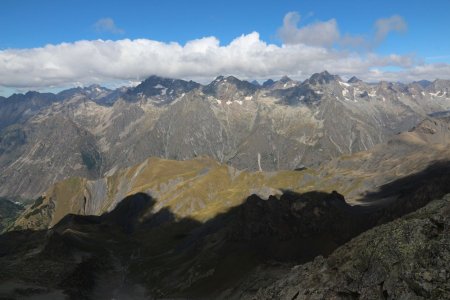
[[246, 195, 450, 300]]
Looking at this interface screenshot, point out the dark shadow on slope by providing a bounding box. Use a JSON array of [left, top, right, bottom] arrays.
[[180, 190, 366, 262], [359, 160, 450, 223], [0, 193, 183, 299], [130, 190, 376, 298], [0, 190, 371, 299], [2, 162, 450, 300]]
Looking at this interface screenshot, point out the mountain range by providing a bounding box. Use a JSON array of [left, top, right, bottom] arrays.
[[1, 71, 450, 201]]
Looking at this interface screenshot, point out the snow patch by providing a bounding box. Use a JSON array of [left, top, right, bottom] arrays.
[[339, 81, 350, 87], [216, 99, 222, 104]]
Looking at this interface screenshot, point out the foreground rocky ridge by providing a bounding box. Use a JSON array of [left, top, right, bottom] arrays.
[[246, 195, 450, 300], [1, 186, 449, 299], [1, 72, 450, 199]]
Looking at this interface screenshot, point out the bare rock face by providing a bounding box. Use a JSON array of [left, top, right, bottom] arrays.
[[0, 115, 101, 199], [0, 91, 58, 130], [248, 195, 450, 300]]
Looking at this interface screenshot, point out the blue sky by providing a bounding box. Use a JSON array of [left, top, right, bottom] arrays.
[[1, 0, 450, 95]]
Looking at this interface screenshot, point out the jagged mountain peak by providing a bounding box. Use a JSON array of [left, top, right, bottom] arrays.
[[279, 75, 293, 83], [83, 84, 111, 95], [376, 80, 398, 91], [126, 75, 201, 102], [250, 80, 260, 86], [347, 76, 362, 83], [307, 70, 342, 85], [413, 79, 432, 88], [203, 75, 258, 100], [262, 79, 275, 88], [210, 75, 249, 85], [428, 78, 450, 91], [137, 75, 200, 88], [25, 91, 41, 97], [7, 90, 57, 103], [261, 76, 298, 91], [55, 84, 112, 102], [6, 91, 52, 100]]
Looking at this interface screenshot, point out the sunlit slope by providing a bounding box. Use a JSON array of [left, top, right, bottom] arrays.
[[13, 157, 317, 229]]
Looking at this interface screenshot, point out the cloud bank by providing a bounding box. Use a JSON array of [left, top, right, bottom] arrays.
[[0, 12, 448, 93]]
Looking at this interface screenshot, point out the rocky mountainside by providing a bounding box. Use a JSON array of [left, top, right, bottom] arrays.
[[1, 72, 450, 201], [0, 115, 102, 198], [0, 91, 58, 130], [246, 195, 450, 300], [11, 115, 450, 232]]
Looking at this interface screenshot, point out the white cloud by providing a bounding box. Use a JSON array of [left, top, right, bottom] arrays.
[[0, 13, 448, 94], [0, 33, 421, 89], [278, 12, 408, 50], [278, 12, 340, 47], [374, 15, 407, 44], [93, 18, 124, 35]]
